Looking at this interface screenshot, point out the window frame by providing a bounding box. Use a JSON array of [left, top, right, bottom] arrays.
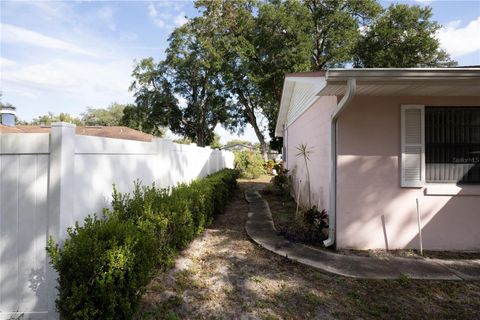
[[401, 104, 480, 188]]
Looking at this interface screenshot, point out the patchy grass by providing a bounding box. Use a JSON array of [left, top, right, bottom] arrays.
[[136, 176, 480, 319]]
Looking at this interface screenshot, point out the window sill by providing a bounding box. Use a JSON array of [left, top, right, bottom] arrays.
[[425, 184, 480, 196]]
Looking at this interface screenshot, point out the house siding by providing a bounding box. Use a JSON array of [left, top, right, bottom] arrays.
[[336, 96, 480, 250], [285, 96, 337, 212]]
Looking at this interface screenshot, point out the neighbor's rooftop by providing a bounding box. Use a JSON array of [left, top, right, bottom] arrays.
[[0, 125, 154, 142]]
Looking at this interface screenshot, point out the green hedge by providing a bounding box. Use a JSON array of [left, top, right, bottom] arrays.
[[47, 169, 238, 320]]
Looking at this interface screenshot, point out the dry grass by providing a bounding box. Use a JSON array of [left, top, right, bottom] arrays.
[[136, 176, 480, 320]]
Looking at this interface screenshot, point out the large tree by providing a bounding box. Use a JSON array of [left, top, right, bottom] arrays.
[[130, 23, 235, 146], [354, 4, 457, 68], [254, 0, 315, 152], [131, 0, 456, 152], [81, 103, 126, 126], [192, 0, 313, 156], [305, 0, 381, 69]]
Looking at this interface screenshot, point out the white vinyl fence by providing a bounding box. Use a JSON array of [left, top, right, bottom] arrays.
[[0, 122, 234, 319]]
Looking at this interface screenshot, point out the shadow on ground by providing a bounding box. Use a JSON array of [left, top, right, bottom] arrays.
[[135, 176, 480, 320]]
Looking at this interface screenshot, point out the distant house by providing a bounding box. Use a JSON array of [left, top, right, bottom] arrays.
[[0, 124, 153, 141], [276, 68, 480, 251]]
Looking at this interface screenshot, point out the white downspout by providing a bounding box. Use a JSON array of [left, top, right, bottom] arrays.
[[323, 78, 357, 247]]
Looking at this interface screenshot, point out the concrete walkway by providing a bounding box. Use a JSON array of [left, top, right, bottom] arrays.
[[245, 190, 480, 280]]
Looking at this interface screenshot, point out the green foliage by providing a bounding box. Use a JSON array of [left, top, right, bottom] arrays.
[[263, 159, 276, 175], [193, 0, 311, 156], [81, 103, 126, 126], [30, 112, 83, 126], [355, 4, 457, 67], [129, 58, 180, 137], [254, 0, 315, 152], [47, 212, 156, 320], [209, 133, 222, 149], [234, 150, 265, 179], [130, 21, 236, 146], [121, 103, 166, 137], [273, 161, 283, 174], [47, 169, 238, 320], [303, 207, 329, 233], [305, 0, 382, 69], [134, 0, 456, 152], [272, 168, 290, 196], [173, 137, 193, 145]]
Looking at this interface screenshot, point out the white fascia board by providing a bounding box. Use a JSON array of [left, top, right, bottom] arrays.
[[318, 68, 480, 97], [285, 79, 326, 126], [326, 68, 480, 82]]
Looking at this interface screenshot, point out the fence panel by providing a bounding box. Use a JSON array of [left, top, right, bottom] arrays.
[[1, 134, 51, 319], [0, 123, 234, 319]]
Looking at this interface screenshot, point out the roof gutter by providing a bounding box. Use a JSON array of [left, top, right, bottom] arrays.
[[323, 78, 356, 247], [325, 68, 480, 82]]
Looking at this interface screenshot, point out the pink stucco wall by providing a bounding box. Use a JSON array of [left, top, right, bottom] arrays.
[[336, 96, 480, 250], [285, 96, 337, 211]]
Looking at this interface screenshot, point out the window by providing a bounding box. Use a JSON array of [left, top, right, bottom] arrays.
[[425, 107, 480, 184], [401, 105, 480, 187]]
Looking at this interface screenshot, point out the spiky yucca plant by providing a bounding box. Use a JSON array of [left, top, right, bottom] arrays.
[[296, 143, 314, 209]]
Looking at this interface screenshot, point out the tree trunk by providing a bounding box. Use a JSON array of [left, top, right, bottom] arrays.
[[197, 128, 205, 147], [246, 110, 268, 160]]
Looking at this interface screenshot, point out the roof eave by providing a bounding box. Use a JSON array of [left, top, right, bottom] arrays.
[[325, 68, 480, 82], [275, 79, 295, 137]]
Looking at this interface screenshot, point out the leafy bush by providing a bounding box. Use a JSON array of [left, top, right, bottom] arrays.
[[234, 150, 265, 179], [47, 213, 157, 319], [273, 161, 283, 174], [263, 159, 276, 175], [303, 207, 329, 232], [47, 169, 238, 320], [272, 168, 290, 195]]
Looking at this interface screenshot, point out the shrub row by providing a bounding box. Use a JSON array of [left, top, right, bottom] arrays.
[[47, 169, 238, 320]]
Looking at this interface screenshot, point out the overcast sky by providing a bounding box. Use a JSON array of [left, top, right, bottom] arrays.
[[1, 0, 479, 143]]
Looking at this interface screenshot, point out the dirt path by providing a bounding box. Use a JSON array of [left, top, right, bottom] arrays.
[[136, 178, 480, 320]]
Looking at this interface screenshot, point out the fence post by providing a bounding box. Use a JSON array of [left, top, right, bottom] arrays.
[[48, 122, 76, 241], [47, 122, 76, 317]]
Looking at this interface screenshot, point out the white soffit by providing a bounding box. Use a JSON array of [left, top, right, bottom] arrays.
[[286, 80, 325, 125], [319, 82, 480, 96], [318, 68, 480, 97], [275, 76, 326, 137]]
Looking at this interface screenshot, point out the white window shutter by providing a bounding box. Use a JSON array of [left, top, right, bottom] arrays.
[[401, 105, 425, 187]]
